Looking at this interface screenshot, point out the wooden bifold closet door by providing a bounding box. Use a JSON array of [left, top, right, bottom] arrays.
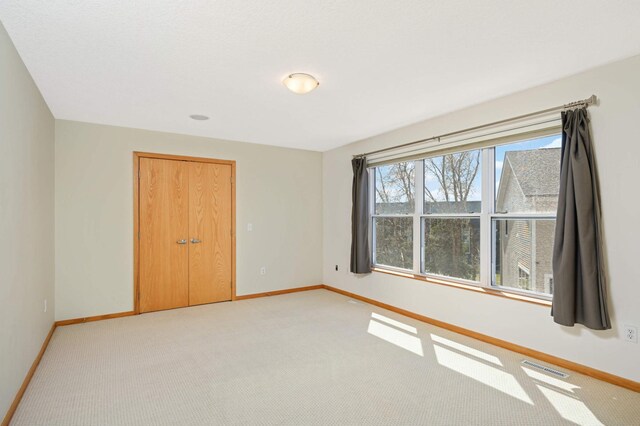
[[138, 156, 233, 313]]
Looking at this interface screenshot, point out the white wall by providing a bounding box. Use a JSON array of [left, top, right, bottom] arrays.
[[55, 120, 323, 320], [323, 55, 640, 382], [0, 22, 55, 417]]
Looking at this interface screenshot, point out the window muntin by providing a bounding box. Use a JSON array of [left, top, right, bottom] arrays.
[[370, 132, 560, 299]]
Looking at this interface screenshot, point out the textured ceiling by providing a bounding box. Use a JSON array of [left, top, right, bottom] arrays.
[[1, 1, 640, 151]]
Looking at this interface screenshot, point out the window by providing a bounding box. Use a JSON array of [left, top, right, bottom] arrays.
[[517, 265, 531, 289], [423, 217, 480, 281], [370, 133, 561, 298], [494, 219, 556, 294], [544, 274, 554, 294], [422, 149, 482, 282], [372, 162, 414, 269], [493, 137, 560, 295]]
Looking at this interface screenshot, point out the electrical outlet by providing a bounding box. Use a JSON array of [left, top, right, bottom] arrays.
[[44, 299, 47, 313], [260, 266, 266, 275], [623, 325, 637, 343], [247, 223, 253, 232]]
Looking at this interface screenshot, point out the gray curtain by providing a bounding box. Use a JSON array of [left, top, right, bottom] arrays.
[[351, 157, 371, 273], [552, 108, 610, 330]]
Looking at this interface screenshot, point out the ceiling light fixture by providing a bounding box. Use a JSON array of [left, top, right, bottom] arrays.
[[190, 114, 209, 121], [283, 73, 319, 94]]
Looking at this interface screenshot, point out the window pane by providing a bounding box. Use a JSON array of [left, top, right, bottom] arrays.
[[495, 136, 561, 214], [493, 219, 555, 295], [424, 149, 482, 214], [422, 218, 480, 281], [374, 217, 413, 269], [375, 162, 415, 214]]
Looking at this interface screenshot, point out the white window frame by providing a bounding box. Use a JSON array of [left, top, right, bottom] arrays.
[[369, 133, 560, 301]]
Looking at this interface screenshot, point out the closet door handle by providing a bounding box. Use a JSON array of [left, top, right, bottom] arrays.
[[190, 238, 202, 244], [176, 239, 187, 245]]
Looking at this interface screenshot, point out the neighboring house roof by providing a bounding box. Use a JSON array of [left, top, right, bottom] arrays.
[[501, 148, 561, 197]]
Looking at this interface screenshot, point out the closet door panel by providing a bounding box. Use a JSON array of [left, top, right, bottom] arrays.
[[189, 162, 232, 305], [139, 158, 189, 312]]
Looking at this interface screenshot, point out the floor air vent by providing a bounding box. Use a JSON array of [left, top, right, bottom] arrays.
[[521, 360, 569, 378]]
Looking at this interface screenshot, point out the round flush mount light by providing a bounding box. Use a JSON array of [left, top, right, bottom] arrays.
[[283, 73, 319, 94], [189, 114, 209, 121]]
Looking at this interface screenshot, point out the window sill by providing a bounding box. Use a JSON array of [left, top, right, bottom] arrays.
[[371, 267, 552, 307]]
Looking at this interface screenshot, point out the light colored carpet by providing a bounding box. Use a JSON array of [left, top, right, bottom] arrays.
[[11, 289, 640, 425]]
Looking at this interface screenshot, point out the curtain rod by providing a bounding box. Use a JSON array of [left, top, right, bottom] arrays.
[[353, 94, 597, 159]]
